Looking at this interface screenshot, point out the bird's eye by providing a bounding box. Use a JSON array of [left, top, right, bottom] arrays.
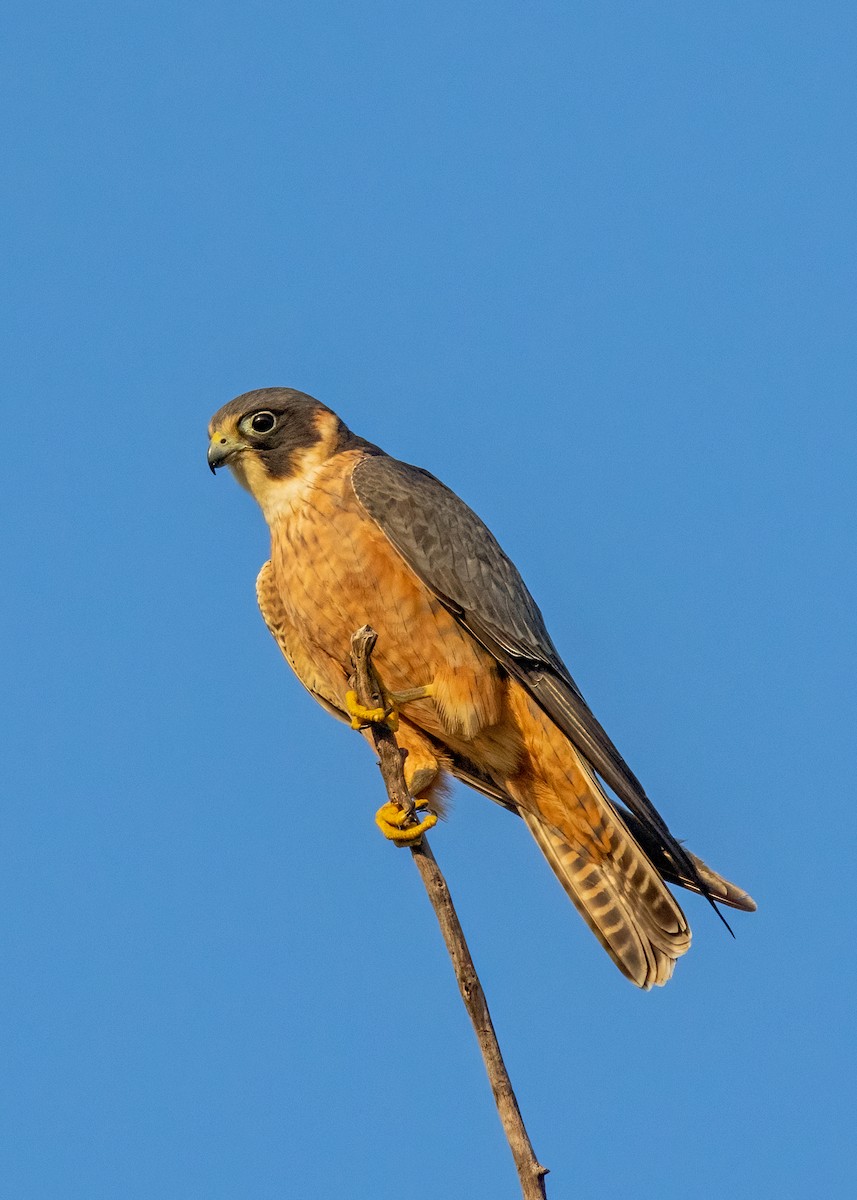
[[250, 411, 276, 434]]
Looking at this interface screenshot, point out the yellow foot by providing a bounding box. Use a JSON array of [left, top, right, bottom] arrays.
[[344, 682, 436, 731], [375, 800, 438, 846], [345, 689, 399, 732]]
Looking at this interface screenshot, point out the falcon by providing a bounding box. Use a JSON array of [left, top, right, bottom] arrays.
[[207, 387, 755, 988]]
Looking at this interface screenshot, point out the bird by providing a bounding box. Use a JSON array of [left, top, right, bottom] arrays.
[[207, 387, 755, 988]]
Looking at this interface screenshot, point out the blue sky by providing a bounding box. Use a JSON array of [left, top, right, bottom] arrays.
[[2, 2, 855, 1196]]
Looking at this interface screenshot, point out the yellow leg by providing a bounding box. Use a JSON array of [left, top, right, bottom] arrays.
[[375, 800, 438, 846], [344, 683, 435, 732], [345, 678, 439, 845], [389, 684, 435, 705], [345, 689, 399, 731]]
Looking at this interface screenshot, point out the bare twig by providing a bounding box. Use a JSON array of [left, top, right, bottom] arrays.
[[350, 625, 549, 1200]]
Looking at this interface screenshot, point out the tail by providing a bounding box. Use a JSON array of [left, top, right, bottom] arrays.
[[440, 682, 754, 986], [618, 808, 757, 913], [520, 806, 691, 988]]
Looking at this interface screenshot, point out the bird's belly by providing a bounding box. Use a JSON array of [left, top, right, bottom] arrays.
[[269, 471, 503, 742]]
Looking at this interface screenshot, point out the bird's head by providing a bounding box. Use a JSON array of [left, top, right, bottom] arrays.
[[207, 387, 349, 520]]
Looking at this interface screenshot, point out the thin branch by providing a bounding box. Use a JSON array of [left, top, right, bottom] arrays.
[[350, 625, 549, 1200]]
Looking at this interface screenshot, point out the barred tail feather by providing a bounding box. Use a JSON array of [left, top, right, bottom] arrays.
[[520, 808, 691, 989], [618, 808, 757, 912]]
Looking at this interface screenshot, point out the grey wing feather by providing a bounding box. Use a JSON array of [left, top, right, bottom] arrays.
[[351, 453, 720, 912], [352, 454, 560, 660]]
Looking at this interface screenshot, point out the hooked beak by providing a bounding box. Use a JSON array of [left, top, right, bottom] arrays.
[[208, 432, 246, 474]]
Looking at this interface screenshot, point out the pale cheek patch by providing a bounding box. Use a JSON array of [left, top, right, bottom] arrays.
[[237, 418, 343, 526]]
